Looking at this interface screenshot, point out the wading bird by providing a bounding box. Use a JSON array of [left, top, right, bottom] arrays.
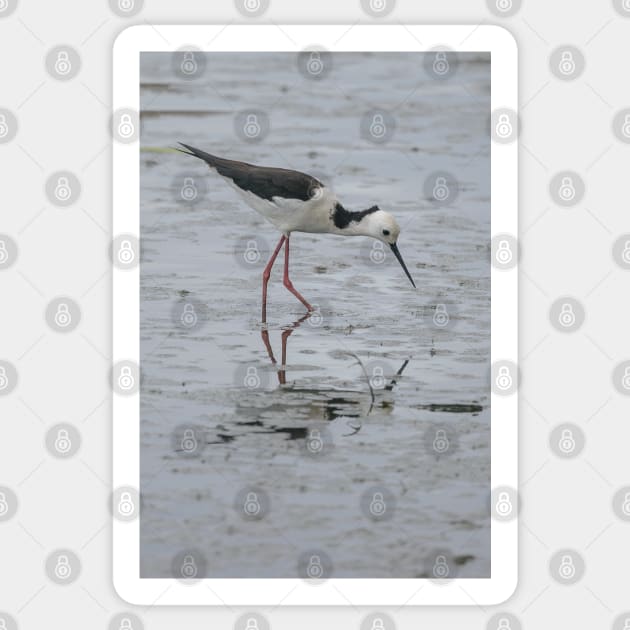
[[177, 144, 415, 322]]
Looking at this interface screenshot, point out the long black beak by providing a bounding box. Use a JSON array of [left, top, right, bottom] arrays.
[[390, 243, 416, 288]]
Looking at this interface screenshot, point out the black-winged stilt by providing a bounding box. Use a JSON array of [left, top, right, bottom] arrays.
[[177, 143, 416, 322]]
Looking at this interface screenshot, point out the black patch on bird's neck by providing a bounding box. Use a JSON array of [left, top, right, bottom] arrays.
[[332, 203, 379, 229]]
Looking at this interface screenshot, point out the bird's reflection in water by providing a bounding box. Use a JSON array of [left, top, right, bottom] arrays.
[[237, 312, 412, 439]]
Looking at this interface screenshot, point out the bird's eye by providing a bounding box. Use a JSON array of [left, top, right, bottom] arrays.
[[382, 229, 390, 236]]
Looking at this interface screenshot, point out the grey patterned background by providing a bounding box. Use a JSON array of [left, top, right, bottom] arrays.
[[1, 0, 629, 628]]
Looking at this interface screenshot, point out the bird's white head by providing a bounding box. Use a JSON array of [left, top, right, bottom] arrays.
[[361, 209, 415, 289]]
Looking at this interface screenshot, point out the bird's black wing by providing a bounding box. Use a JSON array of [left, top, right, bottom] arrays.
[[177, 143, 322, 202]]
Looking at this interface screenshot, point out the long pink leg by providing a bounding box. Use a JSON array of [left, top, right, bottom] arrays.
[[283, 235, 313, 312], [262, 235, 286, 323]]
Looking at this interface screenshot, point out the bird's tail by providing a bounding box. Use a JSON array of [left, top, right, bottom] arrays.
[[175, 142, 221, 167]]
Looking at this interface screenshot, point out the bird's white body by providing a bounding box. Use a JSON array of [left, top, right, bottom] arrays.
[[221, 175, 339, 235]]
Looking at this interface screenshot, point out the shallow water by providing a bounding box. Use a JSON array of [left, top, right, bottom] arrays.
[[139, 52, 491, 578]]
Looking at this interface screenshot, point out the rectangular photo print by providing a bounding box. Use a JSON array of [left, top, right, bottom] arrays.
[[137, 49, 491, 580]]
